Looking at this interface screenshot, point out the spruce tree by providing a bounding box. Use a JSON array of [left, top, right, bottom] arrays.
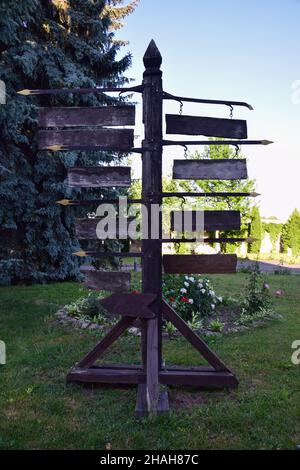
[[104, 0, 140, 33], [0, 0, 136, 285], [248, 206, 262, 254]]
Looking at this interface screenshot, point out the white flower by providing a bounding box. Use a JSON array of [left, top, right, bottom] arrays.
[[201, 289, 206, 294], [211, 304, 215, 310], [189, 277, 195, 282], [209, 290, 215, 296], [198, 283, 203, 289], [198, 278, 203, 283], [217, 296, 223, 302], [180, 288, 187, 294], [184, 281, 189, 287], [185, 275, 189, 280], [188, 298, 194, 304]]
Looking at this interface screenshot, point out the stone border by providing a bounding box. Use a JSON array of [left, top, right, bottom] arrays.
[[56, 308, 281, 338]]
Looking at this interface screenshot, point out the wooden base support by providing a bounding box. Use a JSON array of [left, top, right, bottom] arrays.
[[135, 384, 169, 419], [67, 365, 238, 389]]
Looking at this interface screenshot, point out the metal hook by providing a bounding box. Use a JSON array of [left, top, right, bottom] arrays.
[[234, 144, 240, 157], [179, 100, 183, 115], [229, 105, 234, 119], [180, 195, 186, 209], [183, 145, 188, 158]]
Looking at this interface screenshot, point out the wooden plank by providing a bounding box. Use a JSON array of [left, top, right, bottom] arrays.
[[163, 254, 237, 274], [67, 367, 144, 385], [80, 266, 131, 292], [100, 293, 156, 319], [77, 316, 135, 368], [38, 128, 134, 150], [166, 114, 247, 139], [68, 166, 131, 188], [159, 370, 238, 388], [162, 300, 229, 371], [173, 159, 248, 180], [66, 366, 237, 388], [171, 210, 241, 232], [38, 106, 135, 127], [66, 366, 237, 389], [75, 217, 134, 240]]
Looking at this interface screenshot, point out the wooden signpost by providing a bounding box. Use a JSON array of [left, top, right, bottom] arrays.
[[24, 40, 273, 417]]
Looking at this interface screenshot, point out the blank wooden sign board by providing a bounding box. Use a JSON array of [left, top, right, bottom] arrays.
[[163, 254, 237, 274], [100, 293, 157, 319], [68, 167, 131, 188], [32, 40, 272, 417], [80, 266, 131, 292], [171, 210, 241, 232], [38, 128, 134, 151], [166, 114, 248, 139], [38, 106, 135, 127], [75, 217, 134, 240], [173, 159, 248, 180]]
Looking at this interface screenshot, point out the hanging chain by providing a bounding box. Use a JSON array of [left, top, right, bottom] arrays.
[[180, 196, 186, 209], [235, 144, 240, 157], [229, 105, 234, 119], [179, 100, 183, 115], [183, 145, 188, 159]]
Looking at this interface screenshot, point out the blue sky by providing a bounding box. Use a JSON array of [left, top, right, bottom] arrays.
[[117, 0, 300, 220]]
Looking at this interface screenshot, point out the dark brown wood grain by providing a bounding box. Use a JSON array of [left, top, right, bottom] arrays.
[[38, 128, 134, 150], [80, 266, 131, 292], [100, 293, 157, 319], [38, 106, 135, 128], [67, 367, 144, 385], [163, 254, 237, 274], [67, 368, 146, 385], [166, 114, 248, 139], [141, 39, 164, 413], [75, 217, 134, 240], [159, 370, 238, 388], [66, 366, 237, 388], [173, 159, 248, 180], [171, 210, 241, 232], [68, 166, 131, 188]]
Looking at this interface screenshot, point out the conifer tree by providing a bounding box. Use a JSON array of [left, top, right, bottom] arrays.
[[281, 209, 300, 256], [104, 0, 140, 31], [0, 0, 136, 285], [248, 206, 262, 254]]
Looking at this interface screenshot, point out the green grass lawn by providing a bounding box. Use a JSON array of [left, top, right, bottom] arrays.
[[0, 274, 300, 450]]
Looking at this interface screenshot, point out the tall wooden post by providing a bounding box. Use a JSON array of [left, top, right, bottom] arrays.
[[141, 40, 163, 413]]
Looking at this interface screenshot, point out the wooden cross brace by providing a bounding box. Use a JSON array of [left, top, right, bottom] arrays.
[[66, 295, 238, 418]]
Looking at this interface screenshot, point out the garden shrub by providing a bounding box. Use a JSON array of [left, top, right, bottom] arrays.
[[241, 263, 273, 317], [163, 274, 222, 321]]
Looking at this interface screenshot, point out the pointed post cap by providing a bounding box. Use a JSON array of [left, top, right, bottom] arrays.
[[143, 39, 162, 70]]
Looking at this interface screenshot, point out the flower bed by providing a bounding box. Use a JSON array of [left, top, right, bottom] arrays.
[[58, 265, 278, 336]]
